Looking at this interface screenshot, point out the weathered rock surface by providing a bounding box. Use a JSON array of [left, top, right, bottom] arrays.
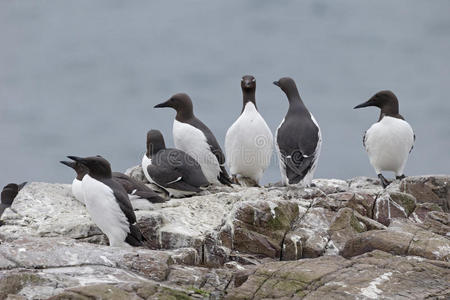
[[342, 219, 450, 261], [400, 175, 449, 212], [0, 173, 449, 299], [0, 237, 232, 299], [226, 250, 450, 299]]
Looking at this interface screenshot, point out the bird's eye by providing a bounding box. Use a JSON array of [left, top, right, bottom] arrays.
[[252, 78, 256, 82]]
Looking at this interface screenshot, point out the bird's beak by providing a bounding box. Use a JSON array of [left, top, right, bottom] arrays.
[[67, 156, 84, 163], [353, 100, 373, 109], [154, 100, 171, 108], [273, 81, 280, 87], [18, 182, 27, 190], [60, 160, 76, 169]]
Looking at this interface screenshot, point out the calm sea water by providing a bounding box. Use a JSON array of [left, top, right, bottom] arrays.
[[1, 1, 449, 186]]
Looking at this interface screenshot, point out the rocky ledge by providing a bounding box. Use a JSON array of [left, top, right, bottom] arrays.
[[0, 170, 449, 299]]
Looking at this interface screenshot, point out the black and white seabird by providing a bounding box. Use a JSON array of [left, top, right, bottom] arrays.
[[0, 182, 27, 223], [142, 129, 209, 197], [67, 155, 146, 247], [154, 93, 232, 186], [224, 75, 273, 186], [354, 90, 415, 188], [273, 77, 322, 186], [60, 160, 166, 204]]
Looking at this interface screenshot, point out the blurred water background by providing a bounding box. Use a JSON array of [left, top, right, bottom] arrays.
[[1, 0, 449, 186]]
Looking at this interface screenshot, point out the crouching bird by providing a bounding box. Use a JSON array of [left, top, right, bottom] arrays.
[[0, 182, 27, 224], [67, 155, 146, 247], [354, 90, 415, 188], [142, 129, 209, 197]]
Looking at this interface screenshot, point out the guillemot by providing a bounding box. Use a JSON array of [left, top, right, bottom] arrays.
[[61, 159, 166, 204], [154, 93, 232, 186], [354, 90, 415, 188], [67, 155, 146, 247], [142, 129, 209, 197], [224, 75, 273, 186], [273, 77, 322, 186], [0, 182, 27, 224]]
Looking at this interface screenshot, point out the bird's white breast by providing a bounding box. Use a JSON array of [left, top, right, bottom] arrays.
[[81, 175, 130, 247], [141, 155, 154, 183], [225, 102, 273, 183], [275, 118, 288, 185], [71, 178, 85, 204], [365, 116, 414, 175], [173, 119, 220, 184]]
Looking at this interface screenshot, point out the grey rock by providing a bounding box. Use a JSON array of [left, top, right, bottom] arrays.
[[1, 174, 449, 299], [400, 175, 450, 212], [342, 219, 450, 261], [0, 182, 103, 242], [226, 250, 450, 299], [328, 207, 366, 252]]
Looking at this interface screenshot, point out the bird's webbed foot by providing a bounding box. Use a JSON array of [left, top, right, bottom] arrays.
[[378, 174, 391, 188]]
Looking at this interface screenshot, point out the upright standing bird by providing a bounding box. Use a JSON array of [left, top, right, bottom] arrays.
[[60, 159, 166, 204], [354, 90, 415, 188], [273, 77, 322, 186], [142, 129, 209, 197], [0, 182, 27, 223], [67, 156, 146, 247], [225, 75, 273, 186], [154, 93, 232, 185]]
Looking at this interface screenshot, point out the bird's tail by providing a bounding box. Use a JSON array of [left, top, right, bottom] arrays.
[[218, 166, 233, 186], [133, 190, 166, 203], [125, 223, 147, 246]]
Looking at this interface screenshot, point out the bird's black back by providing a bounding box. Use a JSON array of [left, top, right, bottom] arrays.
[[154, 148, 209, 188]]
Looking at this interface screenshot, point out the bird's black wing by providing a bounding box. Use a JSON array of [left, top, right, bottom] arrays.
[[277, 116, 319, 184], [112, 172, 166, 203], [132, 190, 166, 203], [100, 178, 136, 225], [112, 172, 136, 193], [148, 150, 208, 191], [363, 131, 367, 149], [188, 118, 232, 185], [171, 150, 209, 188], [148, 164, 200, 192], [410, 133, 416, 153], [189, 117, 226, 164], [147, 161, 183, 186], [101, 178, 146, 246]]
